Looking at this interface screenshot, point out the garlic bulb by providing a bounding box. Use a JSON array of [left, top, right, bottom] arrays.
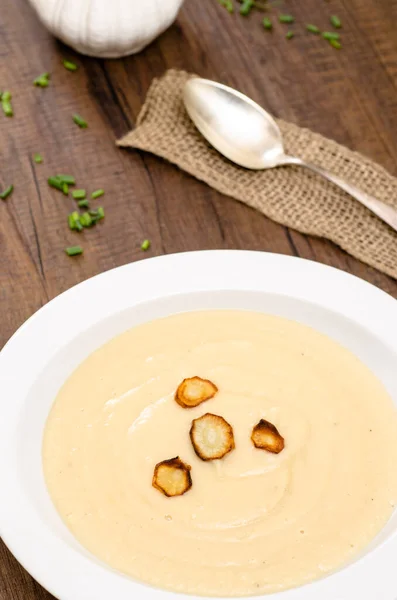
[[28, 0, 184, 58]]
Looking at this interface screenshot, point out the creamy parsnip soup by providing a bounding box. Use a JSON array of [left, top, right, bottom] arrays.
[[43, 311, 397, 596]]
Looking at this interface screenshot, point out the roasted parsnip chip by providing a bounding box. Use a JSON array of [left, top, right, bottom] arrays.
[[251, 419, 285, 454], [152, 457, 192, 497], [190, 413, 235, 461], [175, 376, 218, 409]]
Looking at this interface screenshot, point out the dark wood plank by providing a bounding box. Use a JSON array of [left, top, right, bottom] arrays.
[[1, 0, 397, 597]]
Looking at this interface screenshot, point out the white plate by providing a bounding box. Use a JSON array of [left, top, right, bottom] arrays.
[[1, 250, 397, 600]]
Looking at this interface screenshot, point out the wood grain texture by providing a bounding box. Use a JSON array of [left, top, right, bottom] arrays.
[[1, 0, 397, 597]]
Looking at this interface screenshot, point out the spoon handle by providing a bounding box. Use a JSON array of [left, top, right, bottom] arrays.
[[282, 155, 397, 233]]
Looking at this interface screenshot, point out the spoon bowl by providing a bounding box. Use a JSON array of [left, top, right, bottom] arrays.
[[183, 78, 285, 169], [183, 77, 397, 233]]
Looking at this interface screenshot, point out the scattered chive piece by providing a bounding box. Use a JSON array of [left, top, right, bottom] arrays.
[[33, 153, 43, 163], [63, 59, 78, 72], [73, 114, 88, 128], [78, 199, 89, 208], [87, 207, 104, 222], [48, 174, 76, 192], [0, 184, 14, 200], [48, 176, 63, 191], [80, 212, 93, 227], [65, 245, 83, 256], [1, 91, 13, 117], [72, 189, 86, 200], [329, 39, 342, 49], [68, 212, 81, 230], [306, 24, 320, 34], [141, 239, 151, 251], [322, 31, 340, 41], [240, 0, 254, 15], [2, 102, 13, 117], [330, 15, 342, 28], [286, 30, 294, 39], [279, 14, 294, 24], [56, 174, 76, 185], [262, 17, 272, 30], [218, 0, 234, 12], [33, 73, 50, 87], [91, 188, 104, 199], [69, 211, 83, 231]]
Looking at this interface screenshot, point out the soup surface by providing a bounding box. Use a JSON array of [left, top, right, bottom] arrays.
[[43, 311, 397, 596]]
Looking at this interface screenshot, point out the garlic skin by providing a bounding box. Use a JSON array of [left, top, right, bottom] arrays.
[[28, 0, 184, 58]]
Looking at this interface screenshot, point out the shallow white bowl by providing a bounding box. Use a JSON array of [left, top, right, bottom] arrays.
[[1, 250, 397, 600]]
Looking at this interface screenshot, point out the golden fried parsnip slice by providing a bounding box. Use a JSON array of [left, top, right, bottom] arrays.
[[175, 376, 218, 409], [152, 457, 192, 497], [190, 413, 235, 461], [251, 419, 285, 454]]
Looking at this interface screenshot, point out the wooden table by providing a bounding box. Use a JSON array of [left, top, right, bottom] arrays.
[[1, 0, 397, 597]]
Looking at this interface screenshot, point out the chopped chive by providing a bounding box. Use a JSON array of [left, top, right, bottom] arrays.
[[72, 189, 86, 200], [33, 153, 43, 163], [279, 14, 294, 24], [2, 101, 13, 117], [87, 207, 104, 222], [262, 16, 272, 30], [63, 59, 78, 72], [78, 199, 89, 208], [65, 245, 83, 256], [286, 30, 294, 39], [73, 114, 88, 128], [1, 91, 13, 117], [48, 176, 63, 191], [0, 184, 14, 200], [322, 31, 340, 41], [68, 212, 81, 230], [33, 73, 50, 87], [80, 212, 93, 227], [56, 174, 76, 185], [141, 239, 151, 251], [91, 188, 104, 199], [330, 15, 342, 28], [306, 24, 320, 34], [48, 174, 75, 192], [72, 210, 83, 231], [68, 211, 83, 231], [218, 0, 234, 12], [329, 38, 342, 49], [240, 0, 254, 15]]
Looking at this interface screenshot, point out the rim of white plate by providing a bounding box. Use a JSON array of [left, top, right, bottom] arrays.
[[1, 250, 397, 600]]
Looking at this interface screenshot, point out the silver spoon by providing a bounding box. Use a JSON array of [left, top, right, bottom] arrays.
[[183, 78, 397, 233]]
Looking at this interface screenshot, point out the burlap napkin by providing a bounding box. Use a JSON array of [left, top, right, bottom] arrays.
[[118, 69, 397, 279]]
